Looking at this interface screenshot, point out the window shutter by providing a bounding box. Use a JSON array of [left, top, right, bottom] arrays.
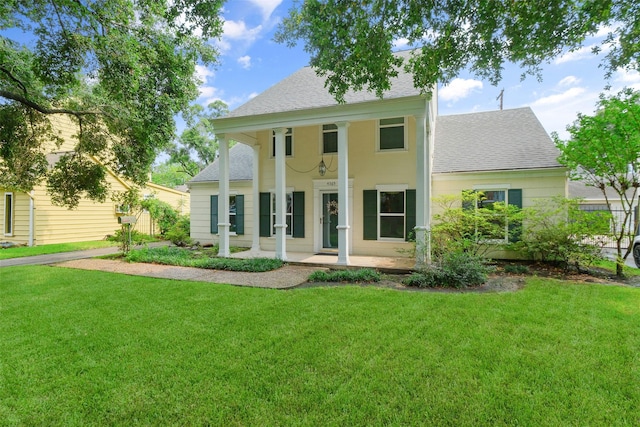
[[405, 189, 416, 241], [292, 191, 305, 238], [210, 195, 218, 234], [363, 190, 377, 240], [259, 192, 271, 237], [508, 189, 523, 242], [235, 195, 244, 235]]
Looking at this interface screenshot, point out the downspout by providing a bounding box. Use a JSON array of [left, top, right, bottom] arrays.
[[28, 190, 35, 247]]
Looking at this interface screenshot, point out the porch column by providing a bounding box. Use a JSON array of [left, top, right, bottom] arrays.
[[251, 144, 261, 252], [273, 127, 287, 260], [414, 113, 431, 267], [217, 135, 231, 257], [336, 121, 350, 265]]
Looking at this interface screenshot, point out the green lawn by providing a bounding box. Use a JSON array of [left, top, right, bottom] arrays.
[[1, 266, 639, 426], [0, 241, 118, 260]]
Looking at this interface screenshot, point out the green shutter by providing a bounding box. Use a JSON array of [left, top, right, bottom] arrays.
[[508, 189, 523, 242], [405, 189, 416, 241], [235, 195, 244, 235], [210, 195, 218, 234], [363, 190, 377, 240], [259, 192, 271, 237], [292, 191, 305, 238]]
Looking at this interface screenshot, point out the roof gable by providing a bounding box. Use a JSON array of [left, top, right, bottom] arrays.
[[433, 107, 562, 173], [189, 143, 253, 183]]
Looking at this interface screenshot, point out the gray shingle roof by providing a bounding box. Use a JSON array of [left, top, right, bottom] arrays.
[[433, 107, 562, 173], [188, 143, 253, 183], [226, 50, 422, 119], [568, 179, 637, 200]]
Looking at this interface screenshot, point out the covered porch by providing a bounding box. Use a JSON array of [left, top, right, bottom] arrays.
[[230, 249, 416, 273]]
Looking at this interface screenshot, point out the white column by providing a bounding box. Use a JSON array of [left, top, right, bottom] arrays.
[[336, 121, 350, 265], [217, 135, 231, 257], [415, 113, 431, 267], [251, 145, 261, 253], [273, 128, 287, 260]]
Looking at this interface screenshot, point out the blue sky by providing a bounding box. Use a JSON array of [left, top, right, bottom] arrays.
[[202, 0, 640, 140]]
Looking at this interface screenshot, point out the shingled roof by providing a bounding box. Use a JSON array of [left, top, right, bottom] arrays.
[[225, 50, 422, 119], [189, 143, 253, 183], [433, 107, 562, 173]]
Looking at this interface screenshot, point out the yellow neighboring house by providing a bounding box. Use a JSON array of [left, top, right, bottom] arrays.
[[0, 116, 189, 246]]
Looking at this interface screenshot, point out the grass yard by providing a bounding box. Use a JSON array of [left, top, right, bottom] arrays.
[[0, 241, 118, 260], [1, 266, 639, 426]]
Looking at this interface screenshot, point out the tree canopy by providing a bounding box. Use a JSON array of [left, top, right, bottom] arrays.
[[0, 0, 224, 207], [276, 0, 638, 102], [167, 100, 229, 178], [554, 87, 640, 276]]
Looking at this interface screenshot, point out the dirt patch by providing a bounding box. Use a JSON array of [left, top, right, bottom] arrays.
[[294, 261, 640, 292]]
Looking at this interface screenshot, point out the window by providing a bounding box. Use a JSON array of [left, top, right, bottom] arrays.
[[379, 191, 405, 239], [210, 195, 244, 235], [471, 188, 522, 242], [272, 193, 293, 236], [272, 128, 293, 157], [378, 117, 405, 150], [322, 124, 338, 154], [363, 188, 415, 241], [4, 192, 13, 236], [259, 192, 305, 238]]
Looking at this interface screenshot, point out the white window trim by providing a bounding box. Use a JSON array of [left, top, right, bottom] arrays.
[[376, 116, 408, 152], [376, 185, 407, 242], [320, 124, 338, 155], [268, 187, 295, 238], [4, 192, 14, 237], [271, 128, 294, 158]]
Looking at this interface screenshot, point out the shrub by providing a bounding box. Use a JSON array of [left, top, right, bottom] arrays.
[[308, 268, 381, 283], [165, 215, 192, 246], [503, 263, 530, 274], [513, 197, 608, 270], [141, 198, 180, 236], [404, 252, 489, 289]]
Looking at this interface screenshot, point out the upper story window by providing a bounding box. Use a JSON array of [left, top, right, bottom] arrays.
[[378, 117, 406, 151], [322, 124, 338, 154], [272, 128, 293, 157]]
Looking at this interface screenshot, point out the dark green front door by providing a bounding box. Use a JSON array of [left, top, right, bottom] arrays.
[[322, 193, 339, 249]]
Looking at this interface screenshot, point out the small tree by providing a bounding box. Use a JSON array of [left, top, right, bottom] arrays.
[[555, 88, 640, 277]]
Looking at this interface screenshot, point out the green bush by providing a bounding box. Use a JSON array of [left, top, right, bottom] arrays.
[[165, 215, 192, 246], [404, 252, 489, 289], [503, 263, 530, 274], [125, 246, 283, 272], [513, 197, 608, 270], [141, 198, 180, 236], [308, 268, 381, 283]]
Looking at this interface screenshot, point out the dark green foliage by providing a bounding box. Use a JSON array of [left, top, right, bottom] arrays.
[[0, 1, 224, 206], [106, 229, 154, 246], [503, 263, 530, 274], [125, 246, 283, 272], [308, 268, 381, 283], [140, 198, 179, 236], [276, 1, 633, 103], [164, 216, 192, 247], [404, 252, 489, 289]]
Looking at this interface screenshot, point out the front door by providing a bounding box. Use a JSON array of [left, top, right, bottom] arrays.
[[322, 192, 339, 250]]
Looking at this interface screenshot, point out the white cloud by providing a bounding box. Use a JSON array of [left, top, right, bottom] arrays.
[[195, 65, 215, 83], [558, 75, 581, 87], [223, 19, 263, 42], [198, 86, 219, 100], [248, 92, 259, 100], [247, 0, 283, 20], [614, 67, 640, 89], [393, 38, 410, 50], [529, 87, 600, 139], [237, 55, 252, 69], [555, 45, 595, 64], [439, 78, 483, 102]]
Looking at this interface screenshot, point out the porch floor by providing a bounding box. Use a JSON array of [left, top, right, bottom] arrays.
[[230, 250, 416, 273]]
